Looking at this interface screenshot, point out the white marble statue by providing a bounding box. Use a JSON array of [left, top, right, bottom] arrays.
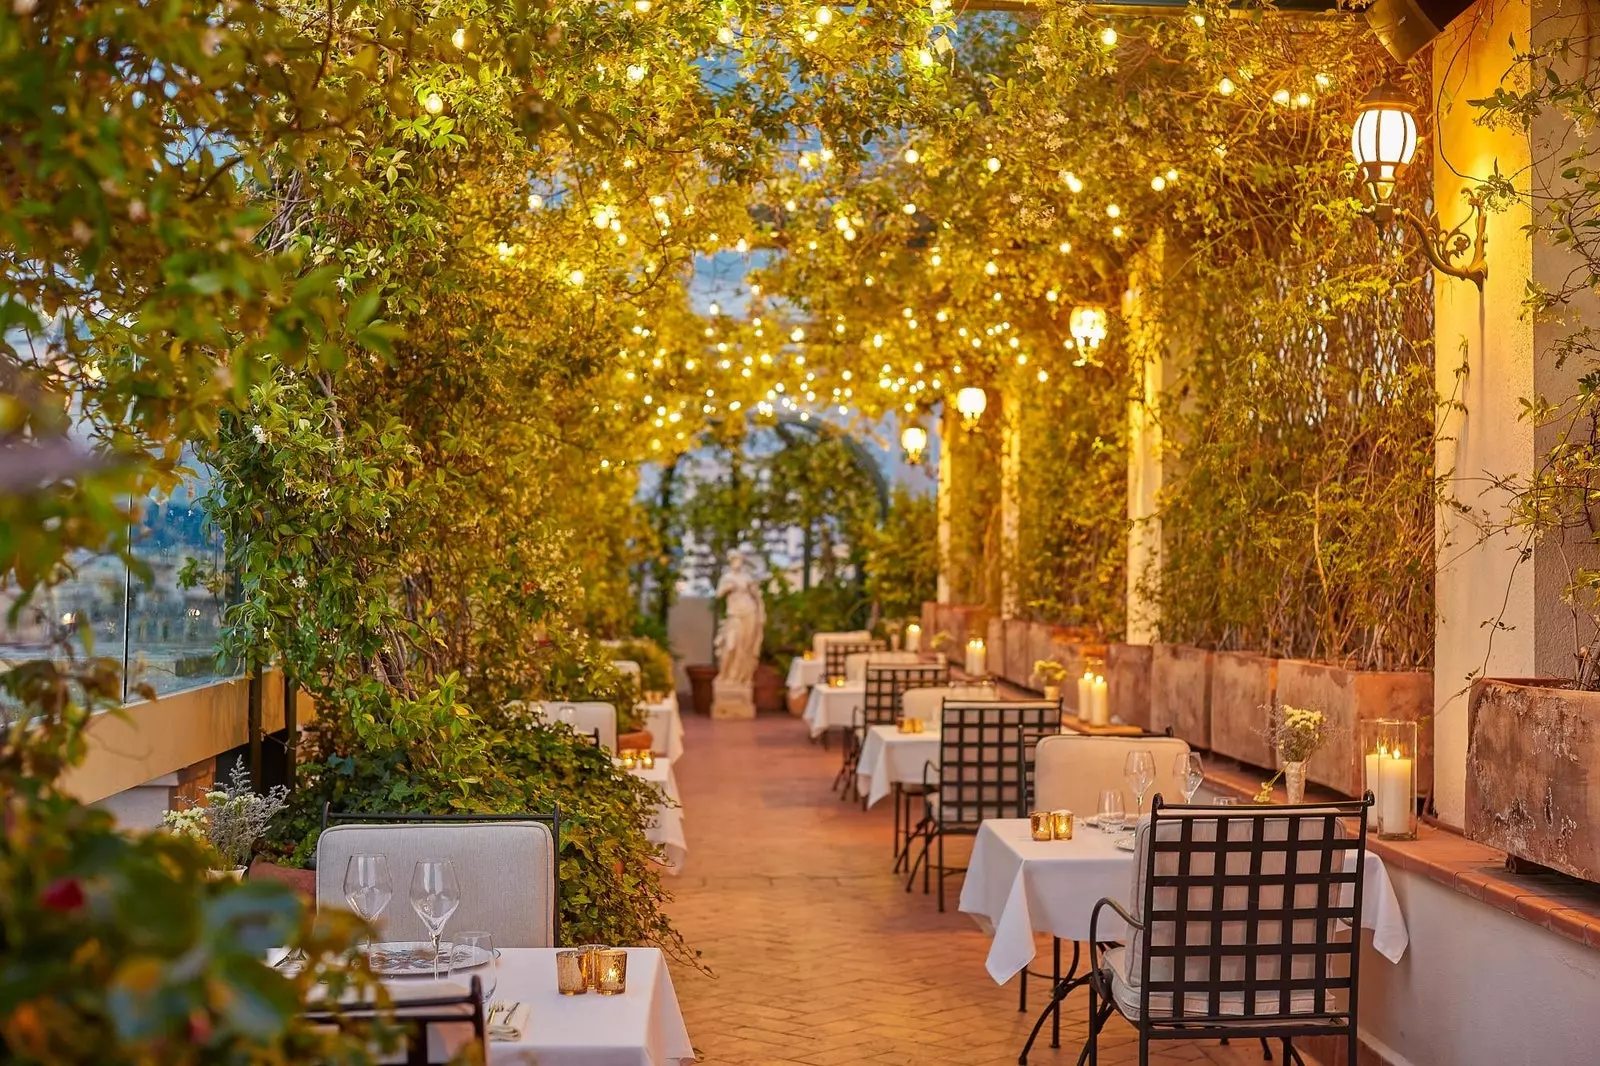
[[713, 550, 765, 686]]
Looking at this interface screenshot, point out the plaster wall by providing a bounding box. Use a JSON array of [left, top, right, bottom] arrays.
[[1432, 0, 1536, 826]]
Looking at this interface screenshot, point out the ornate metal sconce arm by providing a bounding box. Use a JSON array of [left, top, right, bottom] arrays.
[[1396, 188, 1489, 290]]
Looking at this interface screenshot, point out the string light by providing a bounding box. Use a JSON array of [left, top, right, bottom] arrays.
[[904, 147, 920, 164], [1099, 27, 1118, 47], [424, 93, 444, 114], [1218, 77, 1236, 96], [986, 156, 1001, 173]]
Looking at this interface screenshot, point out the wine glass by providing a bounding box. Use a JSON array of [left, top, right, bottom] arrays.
[[1176, 752, 1205, 803], [410, 860, 462, 978], [343, 854, 392, 953], [1124, 749, 1156, 821]]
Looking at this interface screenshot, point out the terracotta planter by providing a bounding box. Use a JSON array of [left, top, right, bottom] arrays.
[[1275, 659, 1431, 798], [1151, 644, 1213, 746], [1108, 644, 1153, 730], [1467, 678, 1600, 882], [787, 689, 809, 716], [1209, 652, 1277, 770], [685, 664, 717, 716], [619, 729, 654, 751], [753, 663, 783, 714]]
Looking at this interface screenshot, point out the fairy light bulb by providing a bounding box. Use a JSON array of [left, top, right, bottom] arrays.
[[1273, 89, 1291, 105], [1106, 203, 1121, 218], [1099, 27, 1118, 47], [815, 4, 833, 23], [528, 193, 543, 209], [718, 25, 735, 43], [904, 147, 920, 164], [1058, 241, 1072, 253], [1218, 77, 1236, 96], [568, 268, 585, 286], [790, 327, 805, 342], [903, 202, 917, 214], [918, 48, 934, 67], [452, 26, 468, 49], [424, 93, 444, 114], [1151, 175, 1166, 191], [986, 156, 1001, 173], [1064, 173, 1084, 194]]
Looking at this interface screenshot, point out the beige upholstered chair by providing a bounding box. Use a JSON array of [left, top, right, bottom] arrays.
[[813, 630, 872, 660], [1086, 798, 1370, 1065], [899, 683, 999, 725], [315, 817, 559, 947], [1032, 734, 1192, 816], [531, 700, 618, 752]]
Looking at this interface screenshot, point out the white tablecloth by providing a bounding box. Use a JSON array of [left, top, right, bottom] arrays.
[[641, 695, 684, 762], [855, 725, 940, 808], [628, 759, 686, 873], [958, 818, 1409, 984], [802, 681, 863, 738], [786, 656, 826, 693]]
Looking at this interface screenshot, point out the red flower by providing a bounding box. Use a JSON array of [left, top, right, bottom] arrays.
[[39, 877, 84, 912], [188, 1010, 213, 1045]]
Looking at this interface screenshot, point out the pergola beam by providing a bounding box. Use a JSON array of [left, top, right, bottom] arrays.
[[954, 0, 1344, 14]]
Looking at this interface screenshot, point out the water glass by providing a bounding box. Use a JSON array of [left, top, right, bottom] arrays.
[[451, 931, 497, 1000], [1177, 752, 1205, 803], [1095, 788, 1125, 830], [409, 860, 462, 978]]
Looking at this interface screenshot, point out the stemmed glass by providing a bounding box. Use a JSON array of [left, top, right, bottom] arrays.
[[343, 854, 392, 954], [1124, 749, 1156, 822], [1176, 752, 1205, 803], [410, 860, 462, 978]]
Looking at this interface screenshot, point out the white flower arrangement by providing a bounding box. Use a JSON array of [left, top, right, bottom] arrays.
[[162, 759, 289, 871]]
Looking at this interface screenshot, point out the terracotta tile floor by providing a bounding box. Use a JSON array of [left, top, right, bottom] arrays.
[[664, 713, 1282, 1066]]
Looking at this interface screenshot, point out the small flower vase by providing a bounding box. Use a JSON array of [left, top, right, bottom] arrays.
[[1043, 684, 1060, 701], [207, 866, 247, 883], [1283, 761, 1307, 804]]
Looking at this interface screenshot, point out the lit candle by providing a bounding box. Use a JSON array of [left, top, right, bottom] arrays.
[[1029, 811, 1053, 841], [1378, 748, 1413, 835], [966, 638, 987, 677], [1089, 675, 1109, 726], [1050, 810, 1074, 840], [595, 949, 628, 995], [1076, 671, 1093, 719], [906, 624, 922, 652]]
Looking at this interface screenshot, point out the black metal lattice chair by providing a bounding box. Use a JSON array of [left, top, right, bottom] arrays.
[[1085, 794, 1372, 1066], [841, 660, 950, 805], [906, 698, 1061, 911], [300, 975, 487, 1065], [823, 639, 884, 684]]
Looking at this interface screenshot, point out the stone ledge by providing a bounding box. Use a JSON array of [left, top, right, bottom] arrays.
[[1202, 763, 1600, 953]]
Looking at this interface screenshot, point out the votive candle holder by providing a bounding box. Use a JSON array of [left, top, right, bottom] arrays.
[[556, 950, 588, 995], [639, 750, 656, 769], [1050, 810, 1074, 840], [595, 949, 628, 995], [1029, 811, 1053, 842]]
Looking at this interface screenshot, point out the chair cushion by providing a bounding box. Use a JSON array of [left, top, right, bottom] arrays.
[[1103, 947, 1338, 1022], [531, 701, 618, 752], [1033, 734, 1193, 816], [315, 821, 556, 948]]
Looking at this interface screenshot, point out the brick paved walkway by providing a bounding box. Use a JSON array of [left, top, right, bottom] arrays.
[[665, 713, 1277, 1066]]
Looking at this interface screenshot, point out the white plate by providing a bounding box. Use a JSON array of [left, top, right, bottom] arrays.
[[368, 941, 495, 976], [1114, 835, 1136, 852]]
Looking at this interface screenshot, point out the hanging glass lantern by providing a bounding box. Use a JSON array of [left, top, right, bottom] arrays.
[[1350, 81, 1418, 213], [900, 424, 928, 463], [1069, 306, 1108, 350], [954, 386, 987, 429]]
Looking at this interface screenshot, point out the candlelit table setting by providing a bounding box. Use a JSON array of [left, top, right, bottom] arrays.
[[855, 722, 941, 808], [802, 678, 864, 739], [618, 752, 686, 871], [959, 815, 1410, 985], [640, 692, 685, 762], [785, 652, 826, 693]]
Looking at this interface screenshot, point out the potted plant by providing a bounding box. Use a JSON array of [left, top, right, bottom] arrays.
[[1255, 706, 1329, 804], [163, 759, 290, 880], [1033, 659, 1068, 701]]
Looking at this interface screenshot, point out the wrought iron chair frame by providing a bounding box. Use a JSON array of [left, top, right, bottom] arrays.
[[823, 639, 884, 683], [905, 698, 1060, 912], [1085, 794, 1372, 1066], [300, 975, 487, 1066]]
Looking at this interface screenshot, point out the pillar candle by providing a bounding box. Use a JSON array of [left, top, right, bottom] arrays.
[[966, 639, 986, 677], [1089, 675, 1110, 726], [1378, 750, 1413, 834], [1077, 672, 1093, 718], [906, 624, 922, 652]]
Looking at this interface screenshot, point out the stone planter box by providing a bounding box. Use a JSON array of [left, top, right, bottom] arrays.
[[1209, 652, 1277, 770], [1275, 659, 1431, 798], [1467, 678, 1600, 883], [1108, 644, 1153, 729], [921, 603, 991, 671], [1151, 645, 1213, 746]]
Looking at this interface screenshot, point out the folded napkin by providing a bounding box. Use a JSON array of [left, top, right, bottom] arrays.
[[488, 1002, 530, 1042]]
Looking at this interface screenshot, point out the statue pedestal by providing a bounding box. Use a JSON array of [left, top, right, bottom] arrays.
[[711, 678, 756, 720]]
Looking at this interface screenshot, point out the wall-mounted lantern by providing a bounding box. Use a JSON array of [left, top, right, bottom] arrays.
[[900, 424, 928, 464], [954, 386, 987, 429], [1069, 305, 1108, 350], [1351, 81, 1487, 289]]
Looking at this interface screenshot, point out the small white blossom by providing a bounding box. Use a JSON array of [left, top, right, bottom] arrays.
[[251, 424, 268, 444]]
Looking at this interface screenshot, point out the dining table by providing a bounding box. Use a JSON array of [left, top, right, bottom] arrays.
[[640, 693, 685, 762], [284, 946, 695, 1066], [785, 654, 826, 693], [854, 724, 940, 808], [624, 757, 686, 872], [801, 680, 863, 739], [958, 816, 1411, 984]]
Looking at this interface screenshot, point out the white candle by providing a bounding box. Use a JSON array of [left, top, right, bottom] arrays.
[[1378, 750, 1412, 835], [966, 638, 986, 677], [1076, 672, 1093, 718], [906, 624, 921, 653], [1089, 675, 1109, 726]]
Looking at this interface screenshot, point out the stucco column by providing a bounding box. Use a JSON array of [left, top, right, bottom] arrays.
[[936, 406, 953, 604], [999, 385, 1022, 617]]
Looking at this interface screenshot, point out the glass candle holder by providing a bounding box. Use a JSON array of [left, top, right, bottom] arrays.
[[1029, 811, 1053, 841], [1050, 810, 1074, 840], [619, 750, 637, 770], [1362, 718, 1419, 840], [803, 650, 815, 660], [594, 949, 628, 995], [556, 950, 588, 995], [639, 750, 656, 769]]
